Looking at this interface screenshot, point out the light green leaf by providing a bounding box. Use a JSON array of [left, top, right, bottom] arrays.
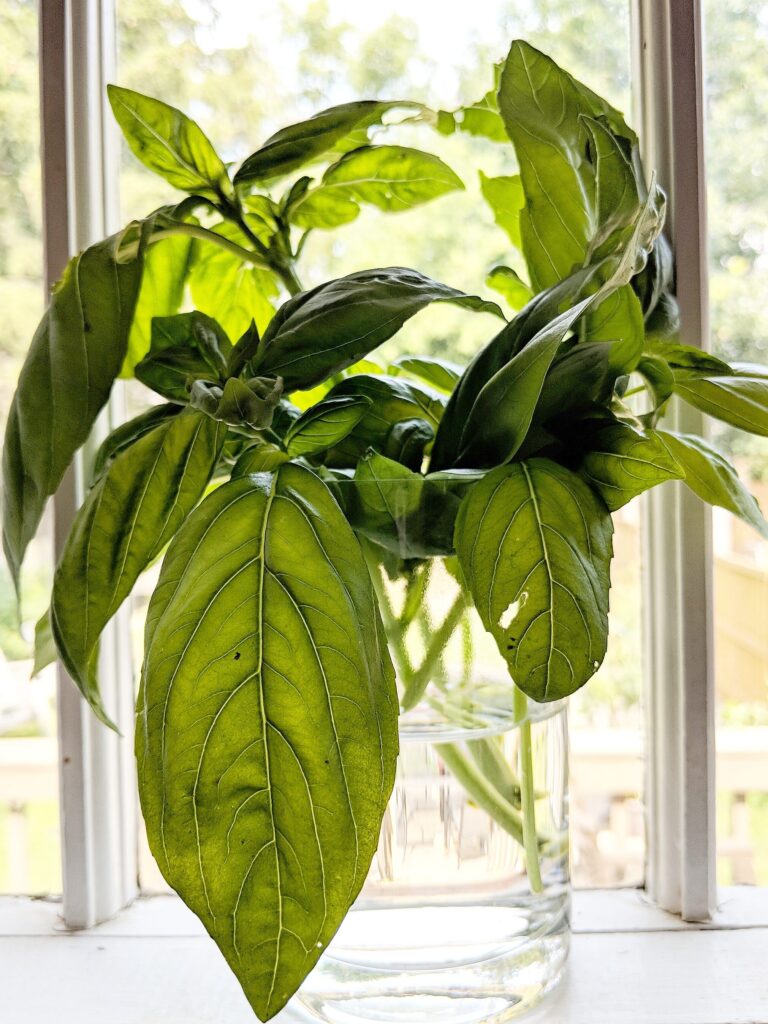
[[388, 355, 462, 393], [234, 100, 421, 185], [455, 460, 613, 701], [294, 145, 463, 222], [579, 422, 684, 510], [647, 343, 730, 375], [479, 172, 524, 250], [583, 285, 645, 372], [91, 403, 180, 482], [137, 464, 398, 1019], [657, 431, 768, 539], [2, 219, 152, 590], [637, 354, 674, 417], [498, 40, 644, 291], [253, 267, 503, 391], [189, 222, 279, 340], [285, 396, 370, 457], [121, 232, 193, 376], [108, 85, 232, 200], [673, 371, 768, 436], [32, 609, 56, 677], [486, 266, 534, 313], [51, 411, 224, 727]]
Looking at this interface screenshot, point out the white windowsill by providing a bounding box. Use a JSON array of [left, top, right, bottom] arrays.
[[2, 888, 767, 1024]]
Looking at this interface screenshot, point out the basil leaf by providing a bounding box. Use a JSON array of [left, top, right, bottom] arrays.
[[498, 40, 643, 291], [137, 464, 398, 1019], [135, 311, 232, 403], [455, 460, 613, 701], [108, 85, 232, 200], [657, 431, 768, 539], [51, 411, 224, 727], [637, 354, 674, 417], [438, 68, 508, 143], [322, 374, 445, 466], [32, 609, 56, 677], [189, 222, 279, 340], [253, 267, 503, 391], [231, 442, 290, 476], [673, 371, 768, 435], [91, 403, 179, 482], [584, 285, 645, 372], [648, 342, 731, 374], [351, 452, 459, 557], [292, 145, 463, 227], [285, 396, 370, 457], [579, 423, 684, 510], [389, 355, 462, 393], [486, 266, 534, 313], [189, 377, 283, 431], [234, 100, 421, 185], [121, 232, 193, 376], [2, 220, 152, 589], [479, 171, 524, 249], [384, 418, 434, 470]]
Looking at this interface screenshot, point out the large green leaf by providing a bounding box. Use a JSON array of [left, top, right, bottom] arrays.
[[486, 266, 534, 313], [291, 145, 462, 227], [455, 460, 613, 702], [497, 40, 641, 292], [108, 85, 232, 200], [252, 267, 502, 391], [284, 396, 370, 457], [579, 423, 684, 510], [234, 101, 420, 186], [583, 285, 645, 372], [673, 371, 768, 436], [137, 464, 398, 1020], [51, 410, 224, 727], [189, 222, 279, 340], [2, 220, 152, 590], [657, 431, 768, 538], [91, 403, 180, 482], [121, 232, 194, 376]]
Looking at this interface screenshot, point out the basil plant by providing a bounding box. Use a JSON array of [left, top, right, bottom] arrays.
[[5, 39, 768, 1021]]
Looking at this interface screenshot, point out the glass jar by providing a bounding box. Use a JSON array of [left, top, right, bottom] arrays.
[[299, 554, 570, 1024]]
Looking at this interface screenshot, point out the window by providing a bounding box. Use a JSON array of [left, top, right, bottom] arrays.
[[1, 0, 761, 940]]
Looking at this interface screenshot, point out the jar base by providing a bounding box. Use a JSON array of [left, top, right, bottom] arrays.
[[298, 906, 569, 1024]]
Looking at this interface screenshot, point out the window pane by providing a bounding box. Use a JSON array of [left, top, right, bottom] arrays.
[[0, 0, 61, 894], [704, 0, 768, 886], [115, 0, 640, 891]]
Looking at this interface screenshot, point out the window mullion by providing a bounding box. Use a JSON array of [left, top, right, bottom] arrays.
[[632, 0, 716, 920], [41, 0, 137, 928]]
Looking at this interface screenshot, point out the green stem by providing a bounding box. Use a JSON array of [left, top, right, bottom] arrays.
[[514, 685, 543, 893], [435, 743, 526, 847], [467, 736, 522, 809], [153, 223, 272, 269], [363, 546, 414, 681], [400, 593, 467, 711]]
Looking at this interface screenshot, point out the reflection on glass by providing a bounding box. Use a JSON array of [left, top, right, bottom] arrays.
[[0, 0, 61, 894], [705, 0, 768, 885], [115, 0, 641, 890]]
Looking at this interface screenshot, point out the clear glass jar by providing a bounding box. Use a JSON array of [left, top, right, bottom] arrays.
[[299, 554, 570, 1024]]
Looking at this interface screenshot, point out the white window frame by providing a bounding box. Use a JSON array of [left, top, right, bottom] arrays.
[[36, 0, 721, 929]]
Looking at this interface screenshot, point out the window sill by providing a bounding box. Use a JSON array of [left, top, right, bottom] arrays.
[[2, 889, 767, 1023]]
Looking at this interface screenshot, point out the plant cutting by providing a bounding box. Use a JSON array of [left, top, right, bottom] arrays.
[[5, 34, 768, 1024]]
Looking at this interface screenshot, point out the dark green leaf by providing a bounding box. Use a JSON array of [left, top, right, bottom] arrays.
[[2, 219, 152, 590], [455, 460, 613, 701], [649, 343, 731, 374], [636, 354, 674, 417], [284, 396, 370, 457], [253, 267, 503, 391], [51, 411, 224, 727], [322, 374, 445, 466], [657, 431, 768, 538], [388, 355, 462, 393], [234, 100, 421, 185], [583, 285, 645, 372], [32, 609, 56, 677], [579, 422, 684, 510], [137, 464, 398, 1019], [673, 371, 768, 435], [91, 403, 179, 482], [189, 377, 283, 431], [108, 85, 232, 200], [350, 452, 459, 556], [135, 311, 232, 403], [383, 418, 434, 470]]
